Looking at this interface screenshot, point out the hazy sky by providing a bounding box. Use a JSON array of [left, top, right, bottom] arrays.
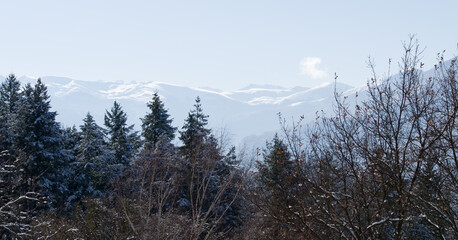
[[1, 0, 457, 90]]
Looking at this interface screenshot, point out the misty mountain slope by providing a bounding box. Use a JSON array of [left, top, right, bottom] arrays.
[[12, 61, 452, 146], [221, 85, 309, 104], [7, 75, 359, 145], [13, 72, 433, 146]]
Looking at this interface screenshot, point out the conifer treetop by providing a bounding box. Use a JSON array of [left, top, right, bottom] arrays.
[[141, 92, 176, 148]]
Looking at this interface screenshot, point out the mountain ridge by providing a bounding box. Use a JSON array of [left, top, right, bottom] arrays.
[[5, 75, 355, 146]]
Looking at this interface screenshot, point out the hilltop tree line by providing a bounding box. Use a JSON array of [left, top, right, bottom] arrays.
[[1, 39, 457, 239]]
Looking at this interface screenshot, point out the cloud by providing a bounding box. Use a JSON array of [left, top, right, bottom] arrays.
[[300, 57, 327, 79]]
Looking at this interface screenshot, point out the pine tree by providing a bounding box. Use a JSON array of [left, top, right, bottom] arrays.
[[0, 74, 21, 153], [76, 113, 113, 195], [104, 101, 138, 165], [13, 79, 69, 206], [141, 92, 176, 149]]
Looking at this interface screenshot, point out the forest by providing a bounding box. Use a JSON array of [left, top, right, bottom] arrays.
[[1, 39, 457, 239]]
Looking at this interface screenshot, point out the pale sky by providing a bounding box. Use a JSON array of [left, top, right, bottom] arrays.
[[1, 0, 457, 90]]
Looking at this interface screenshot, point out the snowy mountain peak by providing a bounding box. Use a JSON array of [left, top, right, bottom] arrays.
[[239, 84, 286, 90], [7, 75, 359, 145]]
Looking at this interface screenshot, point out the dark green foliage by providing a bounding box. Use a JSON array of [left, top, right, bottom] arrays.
[[257, 134, 294, 190], [2, 38, 455, 239], [216, 146, 245, 229], [13, 79, 69, 206], [0, 74, 21, 115], [1, 77, 51, 238], [0, 74, 21, 153], [175, 97, 245, 237], [104, 101, 139, 165], [76, 113, 113, 196], [1, 77, 246, 239], [254, 135, 300, 237], [141, 92, 176, 149], [60, 126, 81, 159], [177, 97, 214, 204], [179, 96, 210, 159]]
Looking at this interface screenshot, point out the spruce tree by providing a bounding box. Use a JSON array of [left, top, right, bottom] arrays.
[[255, 135, 303, 237], [59, 126, 80, 207], [178, 97, 211, 209], [141, 92, 176, 149], [61, 126, 80, 159], [0, 74, 21, 114], [0, 74, 21, 153], [76, 113, 113, 195], [261, 135, 299, 211], [14, 79, 69, 206], [104, 101, 138, 165], [179, 96, 210, 158], [257, 134, 293, 188], [177, 97, 244, 236]]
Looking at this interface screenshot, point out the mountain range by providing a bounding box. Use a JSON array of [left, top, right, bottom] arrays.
[[3, 75, 365, 147]]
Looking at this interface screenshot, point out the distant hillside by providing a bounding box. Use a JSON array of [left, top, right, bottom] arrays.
[[4, 75, 361, 147]]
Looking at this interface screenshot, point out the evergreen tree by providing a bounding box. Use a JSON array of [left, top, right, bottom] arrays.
[[0, 74, 21, 115], [141, 92, 176, 149], [61, 126, 81, 159], [76, 113, 113, 195], [214, 145, 245, 232], [0, 74, 21, 153], [255, 134, 299, 237], [179, 96, 210, 158], [104, 101, 138, 165], [176, 97, 244, 237], [13, 79, 69, 206], [59, 126, 80, 207], [257, 134, 294, 191]]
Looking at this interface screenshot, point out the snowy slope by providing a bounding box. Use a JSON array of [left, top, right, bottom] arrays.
[[3, 60, 454, 147], [11, 75, 355, 146]]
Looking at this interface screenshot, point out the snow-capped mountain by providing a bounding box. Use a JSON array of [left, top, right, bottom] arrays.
[[6, 75, 358, 146]]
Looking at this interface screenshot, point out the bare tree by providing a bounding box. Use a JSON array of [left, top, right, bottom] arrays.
[[114, 133, 245, 239], [116, 135, 184, 239], [251, 37, 458, 239], [180, 135, 244, 240], [296, 37, 458, 239]]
